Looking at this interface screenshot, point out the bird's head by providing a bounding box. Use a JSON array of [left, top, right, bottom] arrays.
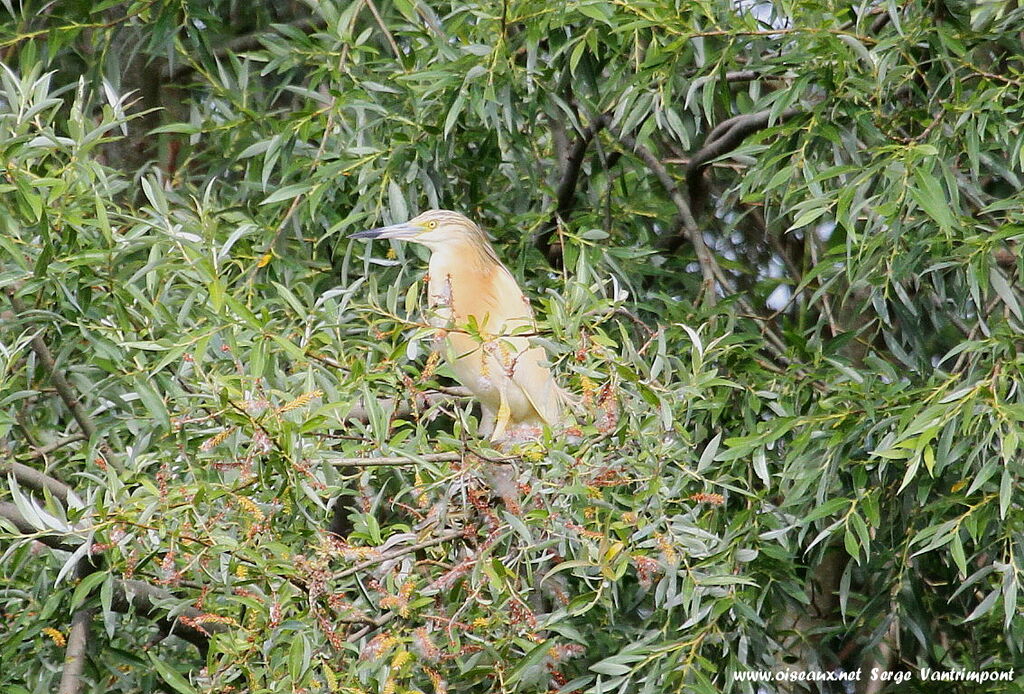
[[349, 209, 488, 253]]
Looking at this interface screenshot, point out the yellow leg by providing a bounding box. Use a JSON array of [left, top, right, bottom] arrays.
[[491, 388, 512, 441]]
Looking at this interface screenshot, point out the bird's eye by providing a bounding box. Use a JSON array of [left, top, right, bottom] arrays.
[[427, 221, 438, 229]]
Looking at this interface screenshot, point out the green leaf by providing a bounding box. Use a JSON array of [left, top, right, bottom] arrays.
[[148, 654, 198, 694], [133, 376, 170, 431], [910, 169, 955, 231], [260, 183, 311, 205], [443, 90, 467, 138], [70, 571, 109, 609], [149, 123, 201, 135], [963, 589, 999, 622], [989, 267, 1023, 321], [576, 2, 613, 24], [506, 638, 553, 685]]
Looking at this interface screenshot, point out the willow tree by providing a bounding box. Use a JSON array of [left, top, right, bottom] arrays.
[[2, 1, 1022, 693]]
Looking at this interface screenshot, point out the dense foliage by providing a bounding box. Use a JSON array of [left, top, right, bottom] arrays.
[[2, 1, 1023, 692]]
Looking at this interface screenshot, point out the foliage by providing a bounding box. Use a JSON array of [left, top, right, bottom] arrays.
[[2, 1, 1024, 693]]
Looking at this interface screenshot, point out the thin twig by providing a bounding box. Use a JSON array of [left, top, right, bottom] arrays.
[[23, 433, 87, 460], [332, 530, 467, 580], [328, 452, 462, 467], [344, 390, 470, 423], [6, 289, 100, 444], [347, 611, 398, 642], [364, 0, 403, 59], [167, 15, 327, 82]]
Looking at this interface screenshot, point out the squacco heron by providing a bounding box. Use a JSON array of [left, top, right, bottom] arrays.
[[350, 210, 565, 443]]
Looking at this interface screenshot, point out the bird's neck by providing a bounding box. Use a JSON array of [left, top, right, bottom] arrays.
[[427, 238, 504, 280], [426, 238, 514, 329]]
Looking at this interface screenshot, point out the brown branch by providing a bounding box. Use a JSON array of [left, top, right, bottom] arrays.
[[110, 579, 227, 652], [6, 289, 99, 443], [721, 69, 760, 82], [344, 389, 470, 423], [600, 131, 811, 376], [613, 131, 718, 306], [23, 433, 87, 460], [0, 459, 78, 506], [0, 501, 76, 550], [538, 114, 610, 264], [870, 11, 892, 34], [347, 610, 398, 642], [332, 529, 467, 580], [57, 607, 94, 694], [364, 0, 402, 60], [994, 247, 1017, 269], [166, 16, 327, 82], [0, 502, 222, 652], [687, 108, 803, 213], [329, 452, 461, 468]]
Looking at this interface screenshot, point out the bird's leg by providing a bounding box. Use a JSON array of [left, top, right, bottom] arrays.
[[491, 388, 512, 441], [478, 403, 496, 439]]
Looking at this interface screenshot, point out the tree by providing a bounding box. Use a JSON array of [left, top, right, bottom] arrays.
[[2, 1, 1023, 692]]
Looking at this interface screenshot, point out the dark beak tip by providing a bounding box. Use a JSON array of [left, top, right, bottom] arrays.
[[348, 229, 381, 240]]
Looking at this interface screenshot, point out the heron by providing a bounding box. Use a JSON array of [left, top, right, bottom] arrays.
[[350, 209, 566, 443]]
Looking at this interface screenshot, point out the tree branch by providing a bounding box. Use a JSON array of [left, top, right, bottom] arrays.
[[0, 501, 77, 551], [686, 107, 803, 212], [328, 452, 462, 468], [344, 389, 471, 423], [166, 16, 327, 82], [1, 458, 79, 506], [538, 114, 609, 264], [6, 289, 99, 443], [364, 0, 402, 60], [0, 501, 222, 652], [332, 529, 467, 580], [23, 433, 87, 460], [57, 607, 94, 694], [110, 579, 227, 652], [612, 130, 718, 305]]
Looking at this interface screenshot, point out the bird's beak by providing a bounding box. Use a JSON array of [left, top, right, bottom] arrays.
[[349, 222, 421, 241]]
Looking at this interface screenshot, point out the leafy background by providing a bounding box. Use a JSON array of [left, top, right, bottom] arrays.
[[1, 0, 1023, 692]]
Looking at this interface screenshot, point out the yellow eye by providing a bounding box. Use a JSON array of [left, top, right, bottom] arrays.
[[427, 221, 438, 229]]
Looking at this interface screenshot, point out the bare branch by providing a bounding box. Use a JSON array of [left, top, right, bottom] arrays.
[[612, 130, 718, 305], [0, 458, 79, 506], [870, 11, 892, 34], [0, 501, 77, 551], [687, 108, 803, 212], [344, 389, 470, 423], [110, 579, 228, 652], [6, 289, 99, 443], [332, 530, 467, 580], [538, 114, 609, 264], [364, 0, 402, 60], [722, 69, 760, 82], [166, 16, 326, 82], [23, 433, 87, 460], [58, 608, 94, 694], [0, 503, 222, 652], [328, 452, 461, 468]]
